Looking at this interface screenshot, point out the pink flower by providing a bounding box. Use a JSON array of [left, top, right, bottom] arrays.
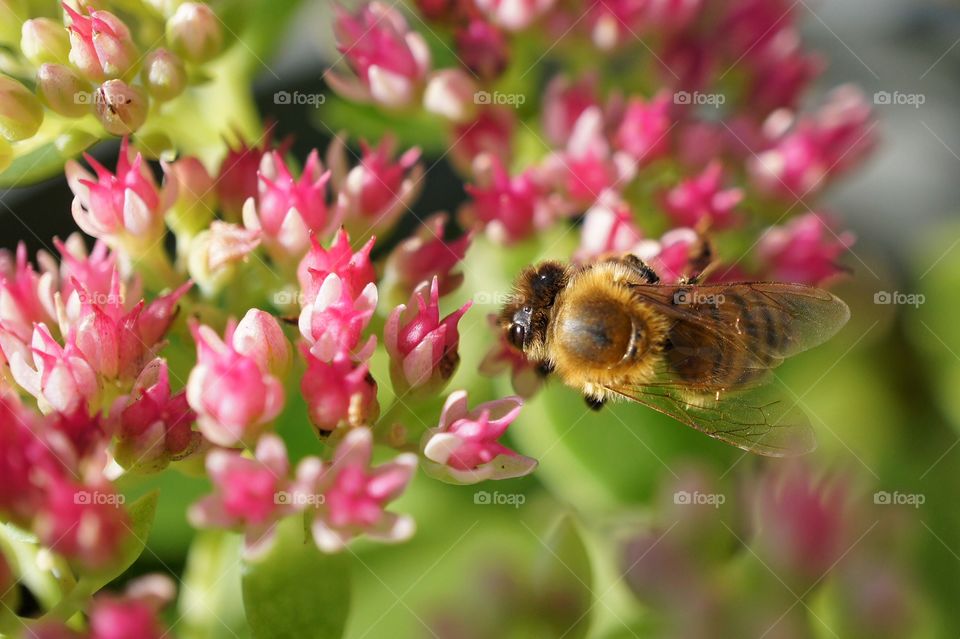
[[111, 358, 199, 473], [478, 314, 545, 398], [189, 434, 322, 556], [0, 242, 53, 341], [542, 73, 602, 147], [216, 127, 291, 220], [585, 0, 646, 50], [660, 161, 743, 230], [614, 92, 673, 166], [232, 308, 292, 377], [422, 389, 536, 484], [53, 235, 129, 315], [450, 107, 515, 174], [309, 427, 416, 552], [384, 277, 471, 395], [475, 0, 555, 31], [63, 4, 138, 82], [383, 213, 472, 302], [66, 139, 173, 248], [297, 229, 376, 304], [330, 135, 423, 240], [89, 582, 172, 639], [244, 150, 335, 262], [0, 323, 99, 414], [34, 478, 131, 571], [186, 320, 285, 447], [465, 155, 558, 244], [327, 2, 431, 109], [301, 351, 379, 434], [298, 272, 378, 362], [455, 19, 508, 80], [752, 464, 849, 587], [187, 222, 262, 296], [757, 212, 854, 285], [575, 195, 642, 262], [633, 228, 701, 284]]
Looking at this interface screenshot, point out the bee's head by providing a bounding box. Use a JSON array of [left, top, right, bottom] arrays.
[[499, 261, 569, 358]]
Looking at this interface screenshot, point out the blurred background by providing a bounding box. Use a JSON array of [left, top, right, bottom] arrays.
[[4, 0, 960, 637]]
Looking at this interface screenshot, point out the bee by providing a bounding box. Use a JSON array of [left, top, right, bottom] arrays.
[[498, 254, 850, 457]]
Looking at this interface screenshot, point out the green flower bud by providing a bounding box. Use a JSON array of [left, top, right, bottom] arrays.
[[166, 3, 222, 63], [94, 79, 148, 136], [0, 75, 44, 142], [142, 48, 186, 102], [54, 129, 98, 157], [21, 18, 71, 66], [37, 64, 90, 118]]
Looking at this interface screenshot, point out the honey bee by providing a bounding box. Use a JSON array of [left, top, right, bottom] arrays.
[[498, 254, 850, 456]]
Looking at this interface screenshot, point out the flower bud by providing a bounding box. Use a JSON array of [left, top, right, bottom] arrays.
[[187, 222, 260, 296], [166, 2, 222, 63], [94, 79, 148, 136], [36, 63, 90, 118], [54, 129, 97, 157], [21, 18, 71, 65], [164, 155, 216, 237], [233, 308, 291, 378], [65, 6, 139, 82], [0, 74, 43, 142], [301, 351, 378, 434], [142, 48, 186, 102], [0, 0, 26, 46], [423, 69, 477, 123]]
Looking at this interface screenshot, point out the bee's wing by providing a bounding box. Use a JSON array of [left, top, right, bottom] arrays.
[[627, 282, 850, 388], [605, 381, 816, 457]]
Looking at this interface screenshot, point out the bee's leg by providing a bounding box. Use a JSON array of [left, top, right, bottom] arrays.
[[585, 395, 606, 411], [536, 360, 554, 378], [619, 254, 660, 284]]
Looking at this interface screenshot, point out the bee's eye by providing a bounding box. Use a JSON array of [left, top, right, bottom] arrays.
[[507, 323, 526, 349]]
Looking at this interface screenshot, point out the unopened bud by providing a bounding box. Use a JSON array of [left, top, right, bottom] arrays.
[[0, 74, 43, 142], [0, 0, 26, 46], [54, 129, 98, 157], [423, 69, 477, 123], [21, 18, 71, 65], [187, 221, 260, 296], [37, 63, 89, 118], [166, 3, 222, 63], [142, 48, 186, 102], [94, 79, 147, 136], [65, 6, 139, 82]]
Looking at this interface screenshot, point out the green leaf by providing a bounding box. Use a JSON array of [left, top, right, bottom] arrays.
[[242, 516, 351, 639], [532, 515, 594, 639]]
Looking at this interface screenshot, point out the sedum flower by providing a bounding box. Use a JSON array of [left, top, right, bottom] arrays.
[[660, 161, 743, 230], [422, 389, 536, 484], [757, 212, 854, 285], [186, 319, 285, 447], [465, 155, 558, 245], [575, 195, 642, 262], [474, 0, 555, 31], [111, 358, 199, 473], [36, 63, 90, 119], [308, 427, 417, 553], [455, 19, 508, 80], [450, 106, 515, 174], [63, 5, 139, 82], [216, 128, 291, 220], [382, 212, 472, 303], [142, 48, 187, 102], [301, 350, 379, 435], [330, 135, 423, 241], [298, 272, 378, 362], [328, 2, 431, 109], [422, 69, 478, 123], [189, 434, 323, 556], [297, 229, 376, 305], [232, 308, 291, 378], [384, 277, 470, 396], [633, 227, 702, 283], [613, 91, 672, 166], [94, 79, 148, 136]]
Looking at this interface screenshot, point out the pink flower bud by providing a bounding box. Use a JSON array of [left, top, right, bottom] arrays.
[[233, 308, 291, 378], [188, 222, 261, 296], [660, 161, 743, 230], [64, 5, 138, 82], [757, 212, 854, 285], [35, 478, 131, 571], [165, 2, 222, 63], [450, 106, 515, 174], [332, 135, 423, 241], [112, 358, 199, 473], [475, 0, 555, 31], [36, 63, 89, 118], [423, 68, 478, 123], [384, 277, 470, 395], [94, 79, 148, 136], [186, 320, 285, 447], [422, 389, 535, 484], [298, 272, 378, 362], [189, 434, 322, 555], [142, 48, 186, 102], [297, 228, 376, 304], [89, 594, 168, 639], [465, 155, 558, 244], [383, 212, 471, 302], [216, 128, 291, 220], [542, 73, 602, 147], [614, 91, 672, 166], [0, 74, 43, 142], [301, 351, 379, 434], [455, 19, 508, 80], [0, 242, 54, 341], [66, 138, 172, 246], [327, 2, 431, 109], [245, 150, 335, 262], [20, 17, 70, 65], [309, 427, 416, 552]]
